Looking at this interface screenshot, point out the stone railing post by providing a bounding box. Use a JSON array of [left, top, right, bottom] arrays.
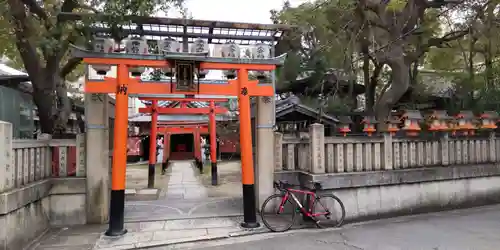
[[309, 123, 325, 174], [383, 133, 393, 170], [0, 121, 13, 193], [489, 132, 496, 162], [441, 133, 449, 166], [274, 132, 283, 172]]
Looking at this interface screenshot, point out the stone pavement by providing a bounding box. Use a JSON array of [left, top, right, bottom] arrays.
[[27, 216, 270, 250], [187, 204, 500, 250], [124, 160, 244, 221], [27, 160, 261, 250]]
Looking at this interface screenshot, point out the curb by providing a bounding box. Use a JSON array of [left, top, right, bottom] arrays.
[[95, 228, 271, 250]]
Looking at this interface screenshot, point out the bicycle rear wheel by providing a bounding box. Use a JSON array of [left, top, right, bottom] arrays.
[[260, 194, 297, 232], [312, 194, 345, 228]]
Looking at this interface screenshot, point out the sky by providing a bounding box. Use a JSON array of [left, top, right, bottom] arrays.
[[135, 0, 312, 112], [167, 0, 310, 22]]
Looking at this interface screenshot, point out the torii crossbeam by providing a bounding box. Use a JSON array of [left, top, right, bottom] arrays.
[[72, 44, 285, 236]]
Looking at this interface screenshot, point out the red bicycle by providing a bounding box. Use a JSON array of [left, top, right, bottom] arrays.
[[260, 180, 345, 232]]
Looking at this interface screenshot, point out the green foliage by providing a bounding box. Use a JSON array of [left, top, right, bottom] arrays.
[[0, 0, 184, 77], [386, 0, 407, 11]]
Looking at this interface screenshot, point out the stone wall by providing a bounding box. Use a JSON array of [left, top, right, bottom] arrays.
[[274, 123, 500, 222], [0, 121, 86, 250]]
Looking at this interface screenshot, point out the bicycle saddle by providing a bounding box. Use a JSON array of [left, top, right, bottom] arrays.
[[312, 181, 323, 191]]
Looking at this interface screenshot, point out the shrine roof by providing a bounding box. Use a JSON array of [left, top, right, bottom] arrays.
[[58, 13, 294, 45], [250, 95, 339, 125]]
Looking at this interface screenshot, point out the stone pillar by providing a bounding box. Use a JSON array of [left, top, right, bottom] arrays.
[[383, 133, 393, 170], [274, 132, 283, 172], [309, 123, 325, 174], [441, 133, 449, 166], [255, 96, 275, 209], [0, 121, 13, 193], [85, 94, 110, 224], [489, 132, 496, 162]]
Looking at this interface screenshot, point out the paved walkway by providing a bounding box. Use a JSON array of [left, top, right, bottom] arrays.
[[125, 160, 244, 221], [28, 160, 258, 250]]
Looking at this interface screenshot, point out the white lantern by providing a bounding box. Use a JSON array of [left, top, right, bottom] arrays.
[[125, 36, 149, 76], [91, 37, 115, 75], [221, 42, 240, 79], [251, 43, 271, 79], [190, 38, 209, 78], [157, 38, 181, 77]]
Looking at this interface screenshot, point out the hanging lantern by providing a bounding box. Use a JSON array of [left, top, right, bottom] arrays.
[[157, 38, 181, 77], [427, 110, 451, 132], [361, 116, 378, 136], [386, 116, 400, 136], [91, 37, 115, 75], [190, 38, 210, 78], [221, 42, 240, 79], [125, 36, 149, 77], [251, 43, 271, 79], [455, 110, 476, 136], [337, 116, 352, 137], [400, 110, 423, 136], [479, 111, 498, 130]]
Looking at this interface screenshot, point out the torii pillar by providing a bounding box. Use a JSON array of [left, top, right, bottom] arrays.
[[148, 100, 158, 188], [209, 101, 218, 185]]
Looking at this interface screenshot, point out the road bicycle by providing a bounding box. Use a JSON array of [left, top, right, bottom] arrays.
[[260, 180, 345, 232]]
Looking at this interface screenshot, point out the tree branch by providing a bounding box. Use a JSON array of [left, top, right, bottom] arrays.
[[60, 58, 82, 78], [7, 0, 43, 82], [20, 0, 47, 20], [405, 29, 469, 63]]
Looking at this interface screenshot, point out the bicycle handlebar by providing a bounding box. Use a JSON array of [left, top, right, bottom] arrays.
[[274, 180, 323, 191]]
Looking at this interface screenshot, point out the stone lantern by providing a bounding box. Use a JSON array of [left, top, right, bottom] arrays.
[[479, 111, 498, 130], [158, 38, 181, 77], [385, 116, 400, 136], [337, 116, 352, 137], [400, 110, 423, 136], [125, 36, 149, 76], [455, 110, 476, 136], [221, 42, 241, 79], [361, 116, 377, 136], [427, 110, 451, 132], [91, 37, 115, 75]]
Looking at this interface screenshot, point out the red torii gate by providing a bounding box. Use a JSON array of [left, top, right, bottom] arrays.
[[71, 38, 284, 236], [157, 123, 208, 171], [139, 98, 229, 187]]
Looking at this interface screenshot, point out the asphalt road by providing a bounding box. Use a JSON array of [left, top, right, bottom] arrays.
[[167, 205, 500, 250]]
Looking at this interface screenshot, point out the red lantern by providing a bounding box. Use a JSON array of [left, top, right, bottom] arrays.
[[361, 116, 377, 136], [427, 110, 451, 132], [479, 111, 498, 130], [400, 110, 423, 137], [455, 111, 476, 136], [337, 116, 352, 137], [386, 117, 400, 136]]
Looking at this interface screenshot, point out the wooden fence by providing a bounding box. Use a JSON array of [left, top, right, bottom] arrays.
[[275, 123, 499, 173], [0, 121, 85, 193]]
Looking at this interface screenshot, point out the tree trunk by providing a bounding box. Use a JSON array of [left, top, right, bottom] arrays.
[[366, 63, 382, 113], [375, 57, 410, 127], [54, 75, 71, 134], [32, 81, 56, 134]]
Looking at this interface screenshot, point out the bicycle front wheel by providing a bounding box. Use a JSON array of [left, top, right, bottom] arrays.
[[260, 194, 297, 232], [312, 194, 345, 228]]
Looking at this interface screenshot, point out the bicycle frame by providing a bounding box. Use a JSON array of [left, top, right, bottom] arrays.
[[278, 188, 330, 218]]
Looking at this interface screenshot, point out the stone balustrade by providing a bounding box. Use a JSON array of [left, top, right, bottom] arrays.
[[275, 123, 498, 173]]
